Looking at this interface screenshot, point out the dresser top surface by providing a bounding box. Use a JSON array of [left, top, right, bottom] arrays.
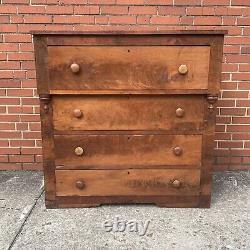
[[31, 30, 228, 35]]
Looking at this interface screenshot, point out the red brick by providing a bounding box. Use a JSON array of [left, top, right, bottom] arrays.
[[18, 6, 46, 14], [215, 132, 231, 140], [232, 73, 250, 81], [116, 0, 143, 4], [9, 140, 35, 147], [4, 34, 31, 43], [0, 62, 20, 70], [0, 24, 17, 33], [24, 15, 52, 24], [95, 16, 108, 24], [0, 148, 20, 154], [0, 131, 21, 138], [158, 7, 185, 15], [175, 0, 201, 5], [218, 141, 243, 148], [0, 163, 22, 170], [225, 36, 250, 45], [0, 15, 10, 23], [9, 155, 34, 163], [21, 147, 42, 154], [0, 5, 17, 14], [150, 16, 179, 25], [241, 46, 250, 54], [23, 163, 43, 170], [220, 108, 246, 116], [232, 133, 250, 140], [137, 16, 150, 24], [236, 100, 250, 107], [7, 89, 33, 97], [74, 6, 99, 14], [227, 125, 250, 132], [144, 0, 172, 4], [0, 155, 8, 162], [3, 0, 29, 3], [232, 0, 250, 6], [23, 131, 41, 139], [101, 6, 127, 14], [203, 0, 230, 5], [222, 91, 249, 98], [11, 15, 24, 23], [8, 52, 34, 61], [129, 6, 157, 15], [109, 16, 136, 24], [194, 17, 221, 25], [53, 16, 94, 24], [238, 17, 250, 25], [233, 117, 250, 124], [46, 5, 73, 14]]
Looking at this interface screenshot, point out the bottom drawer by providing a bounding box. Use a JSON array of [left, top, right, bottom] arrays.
[[55, 169, 201, 197]]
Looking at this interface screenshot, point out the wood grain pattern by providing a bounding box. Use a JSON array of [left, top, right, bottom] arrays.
[[52, 95, 204, 132], [33, 32, 225, 208], [54, 134, 202, 168], [48, 46, 210, 91], [55, 169, 201, 196]]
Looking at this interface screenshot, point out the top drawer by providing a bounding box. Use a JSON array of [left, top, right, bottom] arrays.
[[47, 46, 210, 91]]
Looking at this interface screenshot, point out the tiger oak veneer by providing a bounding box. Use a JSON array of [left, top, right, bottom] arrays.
[[33, 31, 225, 208]]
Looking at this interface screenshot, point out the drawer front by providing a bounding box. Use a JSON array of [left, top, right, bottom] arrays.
[[52, 95, 204, 131], [48, 46, 210, 91], [54, 134, 202, 168], [55, 169, 201, 196]]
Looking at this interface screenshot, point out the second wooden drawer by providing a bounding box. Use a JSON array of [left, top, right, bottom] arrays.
[[52, 95, 204, 131]]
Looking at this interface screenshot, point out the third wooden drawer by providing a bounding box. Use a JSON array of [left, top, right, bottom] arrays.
[[54, 134, 202, 169]]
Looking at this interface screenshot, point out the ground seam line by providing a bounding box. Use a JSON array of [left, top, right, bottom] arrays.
[[7, 188, 45, 250]]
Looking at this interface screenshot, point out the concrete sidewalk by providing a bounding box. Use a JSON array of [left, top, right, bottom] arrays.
[[0, 171, 249, 250]]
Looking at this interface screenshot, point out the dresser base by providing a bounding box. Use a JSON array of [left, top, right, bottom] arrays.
[[45, 195, 211, 209]]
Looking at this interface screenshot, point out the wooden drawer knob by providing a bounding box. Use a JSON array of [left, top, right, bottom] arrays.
[[73, 109, 83, 118], [70, 63, 80, 73], [178, 64, 188, 75], [171, 179, 181, 188], [75, 180, 85, 190], [176, 107, 185, 117], [74, 147, 84, 156], [173, 146, 183, 156]]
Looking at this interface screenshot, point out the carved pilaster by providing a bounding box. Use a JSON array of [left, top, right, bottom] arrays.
[[207, 94, 218, 113], [40, 94, 51, 114]]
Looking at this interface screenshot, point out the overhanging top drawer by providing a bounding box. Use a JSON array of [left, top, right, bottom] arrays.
[[47, 46, 210, 91]]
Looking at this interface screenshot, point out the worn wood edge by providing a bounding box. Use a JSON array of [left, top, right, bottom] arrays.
[[49, 89, 209, 95], [53, 130, 204, 136], [34, 36, 49, 95], [31, 30, 228, 35], [55, 165, 201, 170], [207, 35, 225, 94], [39, 95, 57, 207], [54, 195, 200, 209]]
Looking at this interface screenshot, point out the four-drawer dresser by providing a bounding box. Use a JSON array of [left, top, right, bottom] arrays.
[[33, 31, 225, 208]]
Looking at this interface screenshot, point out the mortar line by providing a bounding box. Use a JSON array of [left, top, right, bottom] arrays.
[[7, 188, 45, 250]]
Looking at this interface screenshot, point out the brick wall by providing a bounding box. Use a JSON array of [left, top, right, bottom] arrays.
[[0, 0, 250, 171]]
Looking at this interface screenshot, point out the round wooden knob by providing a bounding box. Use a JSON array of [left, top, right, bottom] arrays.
[[75, 180, 85, 190], [178, 64, 188, 75], [74, 146, 84, 156], [70, 63, 80, 73], [173, 146, 183, 156], [176, 107, 185, 118], [171, 179, 181, 188], [73, 109, 83, 118]]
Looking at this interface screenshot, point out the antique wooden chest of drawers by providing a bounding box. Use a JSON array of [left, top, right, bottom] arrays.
[[33, 31, 225, 208]]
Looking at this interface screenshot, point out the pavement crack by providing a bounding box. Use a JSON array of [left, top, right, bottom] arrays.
[[7, 188, 44, 250]]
